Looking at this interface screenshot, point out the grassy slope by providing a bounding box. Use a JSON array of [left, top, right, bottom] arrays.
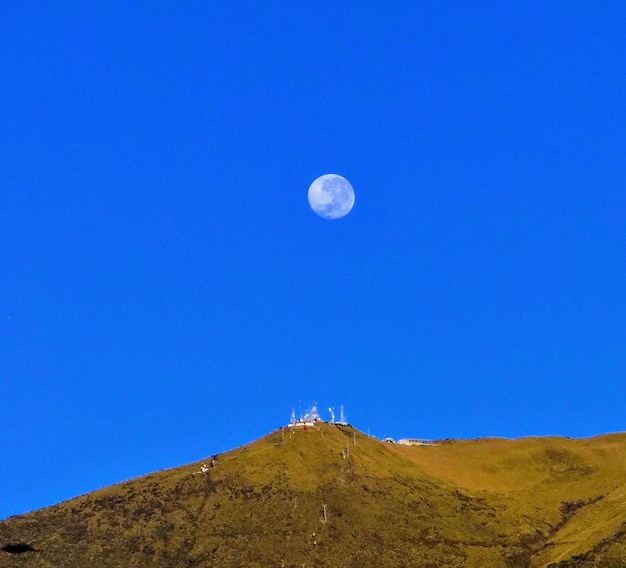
[[394, 433, 626, 566], [2, 425, 626, 567]]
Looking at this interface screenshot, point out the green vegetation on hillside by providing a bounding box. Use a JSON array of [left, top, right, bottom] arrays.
[[2, 424, 626, 567]]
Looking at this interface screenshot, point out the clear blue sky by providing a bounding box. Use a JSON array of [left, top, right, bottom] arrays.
[[2, 2, 625, 519]]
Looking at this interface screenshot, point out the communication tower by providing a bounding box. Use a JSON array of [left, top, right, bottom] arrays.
[[328, 407, 335, 423], [310, 402, 320, 422], [339, 405, 346, 425], [290, 408, 296, 426]]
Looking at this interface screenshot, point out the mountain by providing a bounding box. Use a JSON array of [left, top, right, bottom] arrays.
[[2, 423, 626, 567]]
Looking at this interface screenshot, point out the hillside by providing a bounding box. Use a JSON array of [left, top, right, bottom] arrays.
[[2, 423, 626, 567]]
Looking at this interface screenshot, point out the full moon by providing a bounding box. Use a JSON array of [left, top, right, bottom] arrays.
[[307, 174, 355, 219]]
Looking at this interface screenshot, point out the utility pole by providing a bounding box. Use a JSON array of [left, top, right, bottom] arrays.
[[322, 504, 327, 523]]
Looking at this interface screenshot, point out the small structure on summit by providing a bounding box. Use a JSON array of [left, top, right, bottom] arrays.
[[397, 438, 437, 446], [289, 402, 321, 428], [289, 402, 346, 428]]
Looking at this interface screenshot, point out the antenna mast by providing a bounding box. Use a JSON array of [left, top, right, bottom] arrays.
[[339, 405, 346, 425], [310, 402, 320, 422]]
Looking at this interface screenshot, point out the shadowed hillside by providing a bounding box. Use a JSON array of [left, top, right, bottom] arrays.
[[3, 424, 626, 567]]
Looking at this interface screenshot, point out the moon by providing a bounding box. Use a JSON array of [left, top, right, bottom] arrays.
[[307, 174, 355, 219]]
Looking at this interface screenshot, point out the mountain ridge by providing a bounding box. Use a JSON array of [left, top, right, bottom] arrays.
[[3, 423, 626, 567]]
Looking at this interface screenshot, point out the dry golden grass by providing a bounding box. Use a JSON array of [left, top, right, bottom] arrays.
[[2, 424, 626, 567]]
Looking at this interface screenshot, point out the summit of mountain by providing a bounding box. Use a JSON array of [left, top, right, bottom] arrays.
[[2, 423, 626, 567]]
